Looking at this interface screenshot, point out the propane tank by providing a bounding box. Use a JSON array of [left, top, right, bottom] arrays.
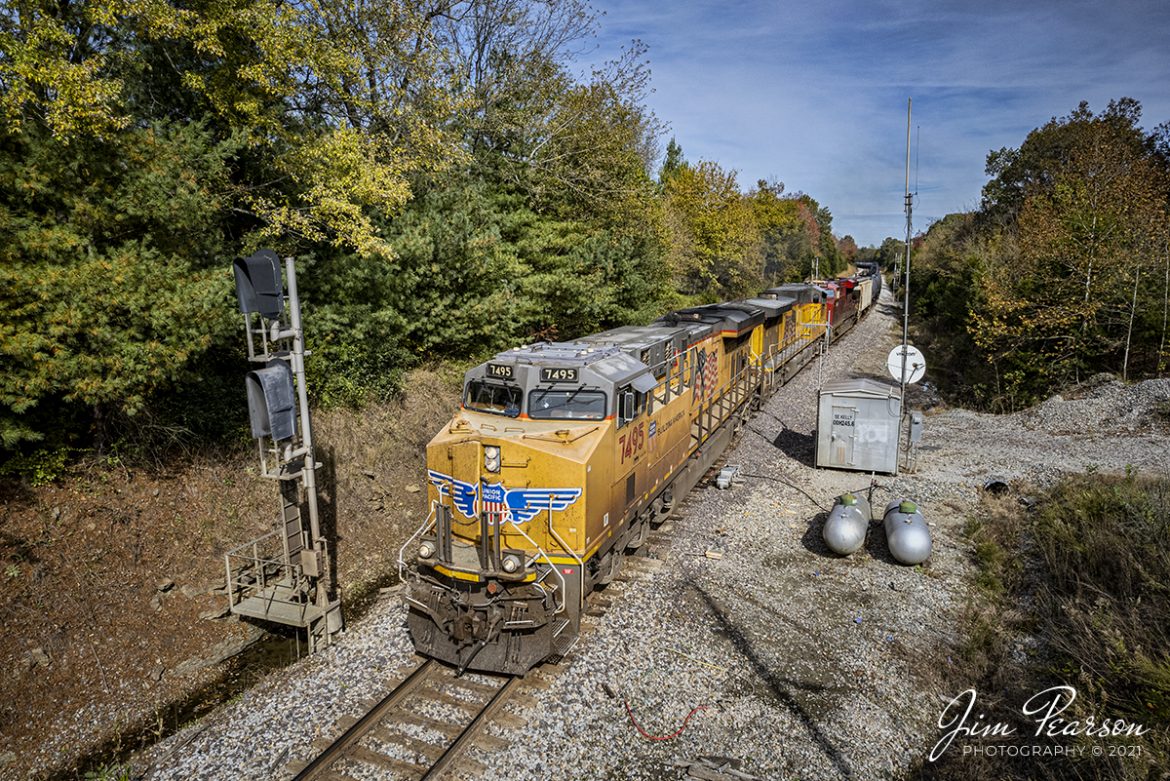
[[883, 499, 932, 564], [822, 493, 871, 555]]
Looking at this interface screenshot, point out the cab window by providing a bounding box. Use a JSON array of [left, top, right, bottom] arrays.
[[528, 389, 607, 420], [464, 381, 521, 417]]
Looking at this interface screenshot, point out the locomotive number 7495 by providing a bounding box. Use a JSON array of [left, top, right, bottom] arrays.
[[619, 422, 646, 463]]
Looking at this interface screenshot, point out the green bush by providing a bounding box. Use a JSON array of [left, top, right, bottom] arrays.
[[0, 445, 73, 486], [926, 475, 1170, 780]]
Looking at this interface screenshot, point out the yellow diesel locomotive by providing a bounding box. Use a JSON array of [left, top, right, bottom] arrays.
[[401, 274, 878, 674]]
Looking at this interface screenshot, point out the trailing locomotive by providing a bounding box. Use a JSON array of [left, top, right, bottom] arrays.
[[400, 269, 881, 675]]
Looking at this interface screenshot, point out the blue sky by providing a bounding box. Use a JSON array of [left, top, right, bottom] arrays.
[[582, 0, 1170, 246]]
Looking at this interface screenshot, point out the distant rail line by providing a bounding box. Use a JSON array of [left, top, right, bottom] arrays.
[[290, 659, 519, 781]]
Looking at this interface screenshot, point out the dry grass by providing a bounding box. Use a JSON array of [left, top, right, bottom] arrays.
[[312, 366, 462, 609]]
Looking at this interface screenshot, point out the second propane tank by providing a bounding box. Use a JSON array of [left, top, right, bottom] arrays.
[[823, 493, 871, 555], [883, 499, 932, 564]]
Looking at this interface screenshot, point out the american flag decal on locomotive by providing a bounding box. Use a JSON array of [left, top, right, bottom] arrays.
[[696, 348, 719, 398], [428, 469, 582, 524]]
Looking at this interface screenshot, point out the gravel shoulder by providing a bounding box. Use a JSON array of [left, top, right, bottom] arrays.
[[136, 289, 1170, 781]]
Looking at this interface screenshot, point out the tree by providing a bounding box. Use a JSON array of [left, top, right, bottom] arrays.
[[0, 0, 846, 459], [974, 99, 1170, 394], [660, 137, 684, 183], [0, 0, 459, 256], [914, 99, 1170, 408], [0, 120, 244, 448], [981, 98, 1151, 228], [877, 236, 904, 269], [663, 160, 762, 298], [747, 181, 806, 284], [523, 46, 664, 228], [837, 235, 858, 265], [0, 0, 465, 451]]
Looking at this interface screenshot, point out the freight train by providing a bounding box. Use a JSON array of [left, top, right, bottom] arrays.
[[400, 269, 882, 675]]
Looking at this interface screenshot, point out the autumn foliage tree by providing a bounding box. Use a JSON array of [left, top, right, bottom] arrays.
[[658, 148, 845, 300], [0, 0, 472, 451], [0, 0, 849, 464], [913, 99, 1170, 408], [662, 159, 762, 298], [376, 6, 672, 352], [750, 180, 821, 284]]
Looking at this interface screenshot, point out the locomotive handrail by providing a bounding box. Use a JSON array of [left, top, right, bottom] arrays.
[[397, 503, 438, 583], [691, 361, 759, 451], [543, 505, 584, 612], [506, 521, 567, 614]]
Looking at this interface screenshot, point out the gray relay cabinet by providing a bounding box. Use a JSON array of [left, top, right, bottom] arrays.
[[816, 378, 902, 474]]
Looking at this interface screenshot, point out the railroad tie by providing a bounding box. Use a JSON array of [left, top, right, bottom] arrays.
[[370, 727, 445, 759], [444, 677, 499, 697], [427, 688, 485, 713], [472, 731, 509, 752], [396, 710, 465, 738], [349, 744, 428, 776]]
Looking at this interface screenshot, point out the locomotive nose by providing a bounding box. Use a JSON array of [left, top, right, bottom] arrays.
[[445, 439, 485, 489]]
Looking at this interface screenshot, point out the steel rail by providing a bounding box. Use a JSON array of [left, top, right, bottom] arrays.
[[292, 659, 518, 781], [292, 659, 437, 780], [420, 674, 520, 780]]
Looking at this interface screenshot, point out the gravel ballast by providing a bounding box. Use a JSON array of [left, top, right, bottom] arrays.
[[138, 289, 1170, 781]]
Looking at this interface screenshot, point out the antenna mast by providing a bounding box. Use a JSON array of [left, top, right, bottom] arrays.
[[901, 98, 913, 404]]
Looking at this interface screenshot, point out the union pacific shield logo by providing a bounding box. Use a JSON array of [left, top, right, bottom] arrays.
[[483, 481, 582, 524], [427, 470, 582, 524]]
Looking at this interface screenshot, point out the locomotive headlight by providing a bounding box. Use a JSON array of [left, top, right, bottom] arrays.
[[501, 554, 521, 573], [484, 445, 501, 473], [418, 541, 435, 559]]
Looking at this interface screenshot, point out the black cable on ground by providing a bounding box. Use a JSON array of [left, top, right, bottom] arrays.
[[737, 470, 830, 513]]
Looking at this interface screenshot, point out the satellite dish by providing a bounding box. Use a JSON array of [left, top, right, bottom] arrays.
[[887, 344, 926, 384]]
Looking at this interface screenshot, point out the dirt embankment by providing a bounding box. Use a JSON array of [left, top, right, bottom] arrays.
[[0, 368, 460, 780]]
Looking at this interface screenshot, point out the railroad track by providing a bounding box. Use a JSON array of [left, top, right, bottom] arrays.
[[289, 659, 519, 781], [287, 491, 702, 781]]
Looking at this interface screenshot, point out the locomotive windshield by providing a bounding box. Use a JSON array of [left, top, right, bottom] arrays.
[[464, 381, 521, 417], [528, 389, 606, 420]]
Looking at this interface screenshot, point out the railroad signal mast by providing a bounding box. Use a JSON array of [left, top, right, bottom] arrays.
[[222, 250, 343, 651]]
